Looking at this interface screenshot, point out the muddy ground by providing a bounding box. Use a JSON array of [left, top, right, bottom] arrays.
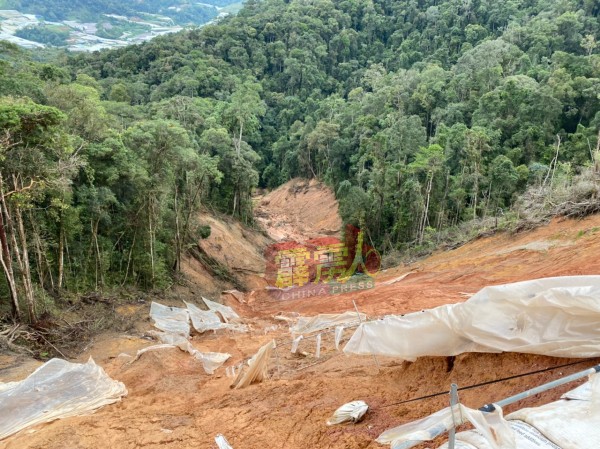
[[3, 181, 600, 449]]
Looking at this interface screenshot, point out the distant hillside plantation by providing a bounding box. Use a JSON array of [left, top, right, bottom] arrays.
[[2, 0, 240, 25]]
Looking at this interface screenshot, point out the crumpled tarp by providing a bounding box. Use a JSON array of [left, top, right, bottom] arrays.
[[150, 300, 248, 335], [434, 374, 600, 449], [186, 301, 248, 333], [377, 403, 514, 449], [0, 358, 127, 440], [290, 311, 366, 336], [148, 301, 235, 374], [344, 276, 600, 360], [149, 302, 190, 336], [231, 340, 275, 389], [202, 297, 243, 324], [143, 331, 231, 374]]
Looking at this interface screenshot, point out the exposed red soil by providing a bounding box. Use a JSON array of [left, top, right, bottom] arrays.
[[4, 196, 600, 449], [255, 178, 342, 242]]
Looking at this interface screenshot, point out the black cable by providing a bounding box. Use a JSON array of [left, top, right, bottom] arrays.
[[379, 359, 594, 409]]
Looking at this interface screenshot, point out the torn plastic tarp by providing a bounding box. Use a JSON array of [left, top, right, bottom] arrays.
[[149, 302, 190, 336], [344, 276, 600, 360], [140, 332, 230, 375], [0, 358, 127, 440], [150, 301, 247, 336], [377, 403, 514, 449], [202, 297, 242, 324], [290, 311, 366, 336], [186, 301, 224, 332], [435, 374, 600, 449], [186, 301, 248, 333], [231, 340, 275, 389], [335, 326, 345, 350]]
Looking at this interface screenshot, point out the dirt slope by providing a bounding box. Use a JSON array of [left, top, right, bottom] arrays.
[[5, 215, 600, 449], [179, 212, 272, 296], [255, 178, 342, 241]]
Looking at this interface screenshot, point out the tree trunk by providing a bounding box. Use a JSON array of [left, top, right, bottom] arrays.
[[174, 187, 181, 272], [419, 173, 433, 244], [149, 196, 155, 286], [472, 163, 479, 220], [14, 205, 36, 322], [58, 213, 64, 289], [0, 198, 19, 319]]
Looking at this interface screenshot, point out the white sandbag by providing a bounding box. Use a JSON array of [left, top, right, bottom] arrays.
[[345, 276, 600, 360], [215, 434, 234, 448], [0, 358, 127, 440], [326, 400, 369, 425], [231, 340, 275, 389], [202, 297, 242, 324], [290, 311, 366, 336], [437, 420, 562, 449], [149, 302, 190, 336], [438, 376, 600, 449], [506, 375, 600, 449], [377, 404, 514, 449]]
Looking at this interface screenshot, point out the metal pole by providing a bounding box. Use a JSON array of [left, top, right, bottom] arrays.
[[448, 383, 459, 449], [479, 363, 600, 412], [393, 363, 600, 449]]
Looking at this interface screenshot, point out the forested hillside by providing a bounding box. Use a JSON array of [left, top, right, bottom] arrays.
[[0, 0, 599, 321]]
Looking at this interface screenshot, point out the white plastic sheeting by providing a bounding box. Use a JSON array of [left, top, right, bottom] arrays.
[[231, 340, 275, 389], [438, 420, 562, 449], [503, 374, 600, 449], [290, 311, 366, 336], [291, 335, 303, 354], [186, 301, 224, 332], [149, 302, 190, 336], [202, 297, 242, 324], [215, 434, 234, 449], [434, 375, 600, 449], [141, 331, 231, 375], [186, 301, 248, 333], [0, 358, 127, 440], [345, 276, 600, 360], [327, 400, 369, 425], [377, 404, 514, 449], [335, 326, 345, 350], [379, 374, 600, 449], [150, 300, 247, 336], [315, 334, 322, 358]]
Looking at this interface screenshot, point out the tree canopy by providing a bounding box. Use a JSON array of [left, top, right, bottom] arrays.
[[0, 0, 599, 321]]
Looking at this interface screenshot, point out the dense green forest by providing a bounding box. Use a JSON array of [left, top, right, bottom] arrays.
[[15, 24, 71, 46], [0, 0, 599, 322]]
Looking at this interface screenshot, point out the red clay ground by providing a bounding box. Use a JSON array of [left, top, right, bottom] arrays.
[[3, 196, 600, 449]]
